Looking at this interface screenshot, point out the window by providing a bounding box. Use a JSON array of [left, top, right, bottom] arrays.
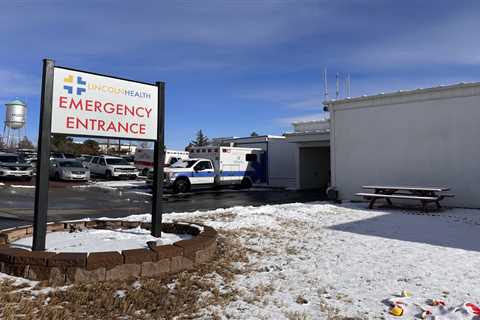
[[59, 161, 83, 168], [246, 154, 257, 162], [0, 155, 19, 163], [106, 158, 129, 165], [92, 157, 99, 164], [100, 158, 107, 166], [170, 160, 197, 168], [194, 161, 212, 171]]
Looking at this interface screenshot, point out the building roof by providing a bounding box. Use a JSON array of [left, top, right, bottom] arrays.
[[323, 81, 480, 107], [291, 119, 329, 125], [215, 135, 284, 140]]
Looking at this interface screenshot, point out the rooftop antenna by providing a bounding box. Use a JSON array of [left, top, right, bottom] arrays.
[[323, 68, 329, 100], [347, 73, 351, 98], [335, 72, 340, 99]]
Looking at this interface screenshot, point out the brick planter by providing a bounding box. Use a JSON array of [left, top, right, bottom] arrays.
[[0, 220, 217, 285]]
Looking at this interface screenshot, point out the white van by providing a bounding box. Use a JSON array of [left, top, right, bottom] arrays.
[[134, 148, 189, 175]]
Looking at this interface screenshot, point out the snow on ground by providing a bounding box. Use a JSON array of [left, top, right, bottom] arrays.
[[154, 202, 480, 319], [76, 179, 148, 190], [0, 271, 38, 289], [12, 226, 191, 253], [9, 185, 35, 189], [2, 201, 480, 318]]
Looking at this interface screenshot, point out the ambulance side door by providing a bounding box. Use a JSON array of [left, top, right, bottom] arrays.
[[192, 160, 215, 185]]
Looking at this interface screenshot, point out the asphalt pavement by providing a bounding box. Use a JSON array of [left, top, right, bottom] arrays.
[[0, 178, 327, 229]]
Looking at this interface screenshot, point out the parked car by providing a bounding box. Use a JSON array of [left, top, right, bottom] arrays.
[[17, 151, 38, 172], [78, 155, 93, 167], [0, 152, 34, 181], [121, 155, 135, 166], [87, 155, 139, 180], [49, 159, 90, 181]]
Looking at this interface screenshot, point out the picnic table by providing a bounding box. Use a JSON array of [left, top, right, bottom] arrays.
[[355, 185, 453, 210]]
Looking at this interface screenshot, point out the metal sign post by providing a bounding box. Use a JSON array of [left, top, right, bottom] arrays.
[[151, 82, 165, 237], [33, 59, 55, 251]]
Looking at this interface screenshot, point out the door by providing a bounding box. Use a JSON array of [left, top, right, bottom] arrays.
[[299, 147, 331, 191], [191, 161, 215, 185], [89, 157, 100, 174], [99, 158, 107, 175]]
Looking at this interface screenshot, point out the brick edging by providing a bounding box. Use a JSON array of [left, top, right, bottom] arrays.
[[0, 220, 217, 285]]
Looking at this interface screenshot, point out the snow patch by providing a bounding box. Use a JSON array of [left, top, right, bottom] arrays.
[[11, 226, 191, 253]]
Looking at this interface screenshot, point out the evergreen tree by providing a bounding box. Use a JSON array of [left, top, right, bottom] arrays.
[[250, 131, 259, 137], [191, 130, 209, 146], [18, 136, 34, 149], [82, 139, 100, 155]]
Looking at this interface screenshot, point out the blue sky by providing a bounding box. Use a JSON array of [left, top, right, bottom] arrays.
[[1, 1, 479, 149]]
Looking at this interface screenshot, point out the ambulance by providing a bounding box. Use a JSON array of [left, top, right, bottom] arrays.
[[150, 146, 266, 193], [134, 148, 189, 175]]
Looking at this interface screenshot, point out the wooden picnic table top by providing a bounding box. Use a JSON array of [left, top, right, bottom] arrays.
[[362, 185, 450, 192]]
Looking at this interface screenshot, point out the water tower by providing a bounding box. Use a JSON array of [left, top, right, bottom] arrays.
[[2, 99, 27, 149]]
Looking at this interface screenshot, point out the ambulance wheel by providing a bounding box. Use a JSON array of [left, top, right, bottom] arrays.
[[173, 178, 190, 194], [240, 178, 252, 189]]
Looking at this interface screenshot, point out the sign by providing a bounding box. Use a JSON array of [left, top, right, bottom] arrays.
[[33, 59, 165, 251], [51, 67, 158, 140]]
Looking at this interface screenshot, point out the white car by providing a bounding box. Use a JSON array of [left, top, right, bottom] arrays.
[[0, 152, 34, 181], [87, 155, 139, 180], [49, 159, 90, 181]]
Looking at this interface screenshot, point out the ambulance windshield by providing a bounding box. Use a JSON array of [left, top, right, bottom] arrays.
[[170, 160, 197, 168]]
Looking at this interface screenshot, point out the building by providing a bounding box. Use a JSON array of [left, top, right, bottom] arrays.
[[213, 135, 297, 188], [284, 120, 330, 190], [325, 82, 480, 208]]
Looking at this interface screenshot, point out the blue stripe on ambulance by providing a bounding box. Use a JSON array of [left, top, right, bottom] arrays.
[[173, 171, 257, 179]]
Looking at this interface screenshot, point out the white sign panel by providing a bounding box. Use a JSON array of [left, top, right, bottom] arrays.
[[51, 67, 158, 140]]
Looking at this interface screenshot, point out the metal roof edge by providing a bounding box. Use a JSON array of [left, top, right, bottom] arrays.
[[323, 81, 480, 106]]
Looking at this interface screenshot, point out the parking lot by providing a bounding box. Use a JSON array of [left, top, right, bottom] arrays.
[[0, 177, 326, 229]]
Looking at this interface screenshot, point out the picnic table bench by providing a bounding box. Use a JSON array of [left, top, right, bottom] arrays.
[[355, 185, 454, 210]]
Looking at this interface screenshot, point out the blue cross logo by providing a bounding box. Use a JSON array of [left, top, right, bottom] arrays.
[[64, 75, 87, 96]]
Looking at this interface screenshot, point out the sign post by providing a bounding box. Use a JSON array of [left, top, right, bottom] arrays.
[[32, 60, 163, 250], [33, 59, 55, 251], [151, 82, 165, 237]]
